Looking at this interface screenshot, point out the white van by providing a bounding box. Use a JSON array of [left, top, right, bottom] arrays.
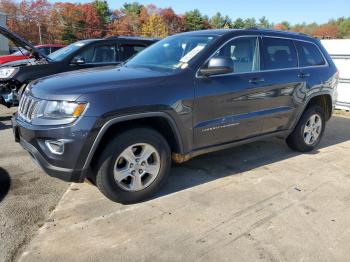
[[322, 39, 350, 111]]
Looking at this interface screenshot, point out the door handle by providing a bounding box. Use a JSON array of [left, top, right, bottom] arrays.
[[298, 72, 311, 78], [249, 78, 265, 84]]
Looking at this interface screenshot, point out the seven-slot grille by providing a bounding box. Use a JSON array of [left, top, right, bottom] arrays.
[[18, 93, 39, 122]]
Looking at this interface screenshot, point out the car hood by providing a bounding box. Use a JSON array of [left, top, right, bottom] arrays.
[[0, 58, 42, 68], [28, 66, 169, 100], [0, 25, 48, 60]]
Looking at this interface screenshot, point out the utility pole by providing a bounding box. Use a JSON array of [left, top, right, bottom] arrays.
[[37, 22, 42, 45]]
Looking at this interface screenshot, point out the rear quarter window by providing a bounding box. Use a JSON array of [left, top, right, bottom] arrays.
[[262, 37, 298, 70], [294, 41, 326, 67]]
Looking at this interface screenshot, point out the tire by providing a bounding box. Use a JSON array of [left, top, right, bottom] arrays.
[[286, 105, 326, 152], [95, 128, 171, 204]]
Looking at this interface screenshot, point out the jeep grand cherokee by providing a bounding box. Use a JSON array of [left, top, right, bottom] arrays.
[[12, 29, 338, 203]]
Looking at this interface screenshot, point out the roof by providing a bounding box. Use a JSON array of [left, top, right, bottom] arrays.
[[177, 28, 314, 41]]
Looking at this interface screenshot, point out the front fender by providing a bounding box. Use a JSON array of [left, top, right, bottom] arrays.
[[79, 111, 184, 180]]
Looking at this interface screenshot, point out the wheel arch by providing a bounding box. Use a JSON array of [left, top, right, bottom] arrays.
[[81, 112, 184, 179], [304, 93, 333, 121]]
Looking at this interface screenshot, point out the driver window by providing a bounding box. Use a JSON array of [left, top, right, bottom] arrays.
[[211, 37, 260, 73], [73, 45, 117, 64]]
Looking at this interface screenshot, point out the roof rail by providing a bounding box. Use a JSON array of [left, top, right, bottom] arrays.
[[244, 27, 311, 37], [104, 36, 160, 41]]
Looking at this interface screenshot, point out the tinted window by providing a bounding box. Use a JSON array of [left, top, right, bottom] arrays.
[[38, 47, 51, 55], [48, 42, 86, 61], [50, 47, 63, 53], [295, 41, 325, 67], [262, 37, 297, 70], [211, 37, 260, 73], [74, 45, 117, 63], [119, 44, 146, 61]]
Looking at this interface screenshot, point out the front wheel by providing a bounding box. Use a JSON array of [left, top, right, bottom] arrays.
[[95, 128, 171, 204], [286, 105, 326, 152]]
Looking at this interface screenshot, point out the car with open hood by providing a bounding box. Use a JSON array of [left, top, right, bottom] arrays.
[[0, 25, 158, 108]]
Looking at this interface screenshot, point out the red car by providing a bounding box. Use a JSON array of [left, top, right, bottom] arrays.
[[0, 44, 65, 65]]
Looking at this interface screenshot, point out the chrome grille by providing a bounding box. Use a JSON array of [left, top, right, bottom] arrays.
[[18, 93, 39, 122]]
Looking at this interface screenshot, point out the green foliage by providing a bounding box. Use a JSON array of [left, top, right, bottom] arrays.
[[232, 18, 245, 29], [258, 16, 270, 28], [244, 18, 257, 28], [210, 12, 225, 29], [184, 9, 206, 31], [338, 18, 350, 38], [122, 2, 143, 16], [93, 0, 111, 24]]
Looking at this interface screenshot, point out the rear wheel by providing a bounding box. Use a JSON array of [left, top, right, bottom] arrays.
[[95, 128, 171, 204], [286, 105, 325, 152]]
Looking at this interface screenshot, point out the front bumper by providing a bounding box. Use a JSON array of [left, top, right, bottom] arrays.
[[12, 114, 98, 182]]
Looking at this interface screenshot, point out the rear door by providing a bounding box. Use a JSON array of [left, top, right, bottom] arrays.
[[294, 40, 329, 100], [258, 36, 304, 133], [117, 42, 147, 62]]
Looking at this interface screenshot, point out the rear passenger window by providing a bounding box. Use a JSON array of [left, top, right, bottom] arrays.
[[262, 37, 298, 70], [295, 41, 325, 67], [119, 44, 146, 61]]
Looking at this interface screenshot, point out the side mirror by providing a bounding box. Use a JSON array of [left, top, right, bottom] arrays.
[[71, 57, 85, 65], [199, 57, 233, 77]]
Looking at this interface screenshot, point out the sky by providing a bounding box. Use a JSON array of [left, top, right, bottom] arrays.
[[48, 0, 350, 25]]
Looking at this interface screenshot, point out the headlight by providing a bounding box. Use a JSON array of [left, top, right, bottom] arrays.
[[37, 100, 87, 119], [19, 96, 87, 125], [0, 67, 18, 79]]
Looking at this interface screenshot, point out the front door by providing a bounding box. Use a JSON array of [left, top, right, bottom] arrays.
[[70, 43, 120, 70], [194, 36, 268, 149]]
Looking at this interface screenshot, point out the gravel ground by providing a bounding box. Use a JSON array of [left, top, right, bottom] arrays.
[[0, 106, 69, 262]]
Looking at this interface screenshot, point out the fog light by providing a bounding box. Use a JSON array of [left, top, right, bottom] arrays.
[[45, 140, 65, 155]]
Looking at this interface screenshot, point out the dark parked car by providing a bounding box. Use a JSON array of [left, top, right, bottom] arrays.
[[0, 25, 158, 107], [12, 29, 338, 203]]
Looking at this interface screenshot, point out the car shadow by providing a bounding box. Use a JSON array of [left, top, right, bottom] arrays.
[[154, 115, 350, 200], [0, 115, 13, 131], [0, 167, 11, 203]]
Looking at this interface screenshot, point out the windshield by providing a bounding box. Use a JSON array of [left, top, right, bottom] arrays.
[[12, 48, 29, 56], [125, 34, 218, 71], [48, 41, 86, 61]]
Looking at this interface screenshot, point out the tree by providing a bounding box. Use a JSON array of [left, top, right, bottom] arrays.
[[314, 24, 339, 39], [159, 7, 184, 34], [244, 18, 257, 28], [338, 18, 350, 38], [232, 18, 245, 29], [93, 0, 110, 24], [122, 2, 143, 16], [210, 12, 225, 29], [258, 16, 270, 28], [141, 13, 168, 38], [183, 9, 206, 31], [274, 23, 288, 30], [281, 21, 291, 30]]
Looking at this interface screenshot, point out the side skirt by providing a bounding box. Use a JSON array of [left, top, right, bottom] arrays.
[[172, 130, 290, 163]]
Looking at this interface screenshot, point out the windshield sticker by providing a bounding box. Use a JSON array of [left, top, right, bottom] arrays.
[[180, 45, 205, 63]]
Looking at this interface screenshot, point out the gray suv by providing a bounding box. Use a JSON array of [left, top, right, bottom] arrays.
[[12, 29, 338, 203]]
